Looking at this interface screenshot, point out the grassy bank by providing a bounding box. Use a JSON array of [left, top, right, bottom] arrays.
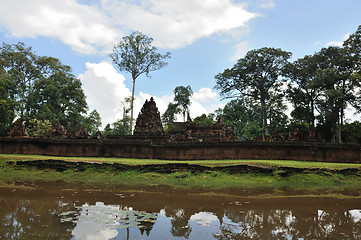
[[0, 154, 361, 197], [1, 154, 361, 169]]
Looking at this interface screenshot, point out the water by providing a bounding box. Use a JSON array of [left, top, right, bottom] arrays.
[[0, 182, 360, 239]]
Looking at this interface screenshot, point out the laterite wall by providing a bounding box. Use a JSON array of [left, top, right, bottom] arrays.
[[0, 137, 360, 163]]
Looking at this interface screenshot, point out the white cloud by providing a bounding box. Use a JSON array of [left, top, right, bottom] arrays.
[[326, 33, 350, 47], [230, 40, 249, 61], [0, 0, 257, 53], [190, 212, 219, 226], [189, 88, 225, 119], [79, 61, 131, 126], [79, 62, 224, 127], [0, 0, 120, 54], [102, 0, 258, 49], [259, 0, 276, 9]]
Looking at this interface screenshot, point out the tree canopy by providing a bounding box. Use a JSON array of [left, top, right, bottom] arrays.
[[215, 47, 291, 137], [0, 42, 100, 135], [162, 85, 193, 123]]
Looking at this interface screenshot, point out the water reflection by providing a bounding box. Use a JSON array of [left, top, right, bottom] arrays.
[[0, 186, 360, 239]]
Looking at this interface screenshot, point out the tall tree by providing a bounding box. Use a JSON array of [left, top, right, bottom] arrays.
[[173, 85, 193, 122], [27, 57, 88, 133], [313, 46, 360, 142], [162, 102, 180, 124], [162, 85, 193, 123], [286, 54, 321, 128], [0, 42, 40, 119], [1, 42, 91, 134], [215, 47, 291, 137], [0, 68, 15, 136], [110, 31, 171, 134]]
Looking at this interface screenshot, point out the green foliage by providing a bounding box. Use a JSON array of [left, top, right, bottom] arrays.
[[215, 47, 291, 135], [222, 99, 263, 140], [110, 31, 171, 133], [162, 85, 193, 123], [27, 119, 52, 137], [286, 54, 320, 128], [102, 117, 132, 136], [162, 102, 180, 124], [341, 121, 361, 144], [286, 26, 361, 142], [0, 69, 15, 136], [193, 113, 215, 126], [81, 110, 102, 135], [0, 42, 39, 119], [0, 42, 90, 134], [173, 85, 193, 122]]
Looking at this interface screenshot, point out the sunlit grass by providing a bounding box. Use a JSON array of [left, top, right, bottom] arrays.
[[1, 154, 361, 169], [1, 154, 360, 197]]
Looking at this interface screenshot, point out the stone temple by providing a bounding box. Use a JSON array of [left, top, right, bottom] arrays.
[[134, 97, 236, 142], [134, 97, 164, 136]]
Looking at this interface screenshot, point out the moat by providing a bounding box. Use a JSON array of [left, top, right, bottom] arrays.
[[1, 183, 360, 240]]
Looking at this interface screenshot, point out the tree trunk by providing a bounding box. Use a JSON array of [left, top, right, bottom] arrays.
[[310, 100, 315, 129], [130, 78, 136, 135], [338, 107, 344, 143], [261, 99, 268, 140]]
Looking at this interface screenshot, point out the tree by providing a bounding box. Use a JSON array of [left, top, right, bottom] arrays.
[[27, 119, 52, 137], [1, 42, 91, 134], [286, 54, 321, 128], [101, 118, 131, 136], [162, 102, 180, 124], [215, 47, 291, 137], [162, 85, 193, 123], [0, 42, 40, 119], [27, 58, 88, 133], [173, 85, 193, 122], [313, 46, 360, 142], [193, 113, 215, 126], [110, 31, 171, 134], [0, 69, 15, 136], [82, 110, 102, 135], [222, 98, 263, 140]]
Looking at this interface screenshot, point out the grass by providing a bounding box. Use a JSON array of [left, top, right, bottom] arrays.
[[1, 154, 361, 169], [0, 154, 360, 197]]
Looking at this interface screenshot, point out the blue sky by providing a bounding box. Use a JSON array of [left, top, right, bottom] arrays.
[[1, 0, 360, 126]]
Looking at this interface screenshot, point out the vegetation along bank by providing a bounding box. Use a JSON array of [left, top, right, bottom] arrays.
[[1, 154, 361, 197]]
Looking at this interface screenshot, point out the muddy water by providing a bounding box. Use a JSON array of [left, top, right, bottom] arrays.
[[0, 182, 360, 240]]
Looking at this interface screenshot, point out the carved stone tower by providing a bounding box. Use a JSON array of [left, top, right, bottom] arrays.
[[134, 97, 164, 136]]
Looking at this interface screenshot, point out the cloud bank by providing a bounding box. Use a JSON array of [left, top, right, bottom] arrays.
[[0, 0, 257, 53]]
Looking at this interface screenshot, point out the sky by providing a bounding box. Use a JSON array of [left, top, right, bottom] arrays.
[[0, 0, 360, 127]]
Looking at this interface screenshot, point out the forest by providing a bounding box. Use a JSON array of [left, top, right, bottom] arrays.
[[1, 25, 361, 143]]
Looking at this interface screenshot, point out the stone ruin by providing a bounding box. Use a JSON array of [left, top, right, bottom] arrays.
[[7, 119, 28, 137], [48, 122, 71, 138], [5, 98, 237, 142], [74, 125, 89, 139], [167, 113, 237, 142], [132, 98, 237, 142], [134, 97, 164, 136]]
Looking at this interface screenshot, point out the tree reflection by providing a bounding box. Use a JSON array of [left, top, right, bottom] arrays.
[[165, 208, 192, 238], [215, 207, 361, 239], [1, 194, 361, 240], [0, 198, 76, 240]]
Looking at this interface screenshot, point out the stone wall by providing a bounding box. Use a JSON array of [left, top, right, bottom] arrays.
[[0, 137, 360, 163]]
